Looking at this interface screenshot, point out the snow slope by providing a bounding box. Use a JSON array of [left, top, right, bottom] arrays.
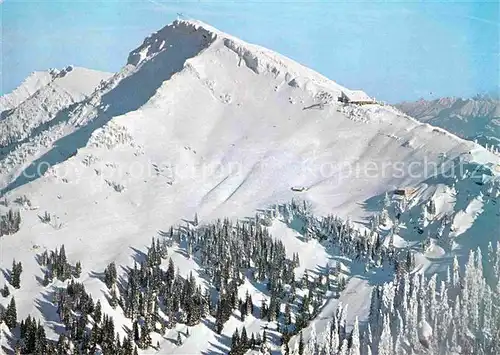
[[1, 19, 499, 354]]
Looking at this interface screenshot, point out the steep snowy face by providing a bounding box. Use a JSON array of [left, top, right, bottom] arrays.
[[127, 20, 216, 67], [396, 97, 500, 149]]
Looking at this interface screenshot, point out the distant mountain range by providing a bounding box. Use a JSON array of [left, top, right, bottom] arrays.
[[396, 95, 500, 150]]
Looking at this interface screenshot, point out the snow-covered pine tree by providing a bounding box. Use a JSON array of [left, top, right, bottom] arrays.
[[5, 297, 17, 329], [350, 316, 361, 355]]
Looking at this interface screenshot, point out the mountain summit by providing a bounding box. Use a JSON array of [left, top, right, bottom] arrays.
[[3, 19, 486, 214]]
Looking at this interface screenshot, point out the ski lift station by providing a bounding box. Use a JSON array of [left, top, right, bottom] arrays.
[[338, 90, 376, 105], [393, 187, 416, 198]]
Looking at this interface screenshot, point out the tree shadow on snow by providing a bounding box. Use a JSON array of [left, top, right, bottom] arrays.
[[129, 246, 148, 265], [0, 306, 18, 355], [200, 332, 231, 355], [277, 216, 308, 241], [34, 291, 66, 335], [88, 270, 106, 283], [0, 268, 10, 284]]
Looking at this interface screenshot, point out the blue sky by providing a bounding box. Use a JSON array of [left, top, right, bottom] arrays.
[[1, 0, 498, 102]]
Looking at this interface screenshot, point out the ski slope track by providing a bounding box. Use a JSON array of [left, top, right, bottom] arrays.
[[0, 20, 499, 354]]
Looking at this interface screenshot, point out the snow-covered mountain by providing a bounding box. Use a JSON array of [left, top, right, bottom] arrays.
[[0, 71, 55, 113], [0, 20, 499, 355], [0, 66, 111, 187], [396, 96, 500, 150], [0, 66, 111, 147]]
